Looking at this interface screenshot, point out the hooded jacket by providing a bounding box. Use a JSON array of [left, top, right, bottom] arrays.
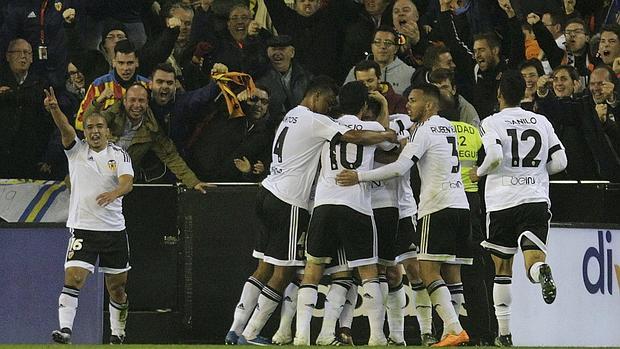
[[344, 57, 415, 95]]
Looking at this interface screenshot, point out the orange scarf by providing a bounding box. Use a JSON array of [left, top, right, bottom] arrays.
[[212, 72, 256, 118]]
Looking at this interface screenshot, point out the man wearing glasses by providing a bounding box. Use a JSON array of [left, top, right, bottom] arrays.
[[529, 15, 593, 87], [0, 38, 53, 179], [344, 26, 416, 95]]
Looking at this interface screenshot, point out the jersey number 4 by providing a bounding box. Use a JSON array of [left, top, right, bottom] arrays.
[[507, 128, 542, 167], [273, 127, 289, 163]]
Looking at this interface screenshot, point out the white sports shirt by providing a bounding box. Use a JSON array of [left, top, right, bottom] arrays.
[[370, 114, 411, 210], [65, 137, 134, 231], [359, 115, 468, 218], [390, 114, 418, 219], [480, 107, 563, 212], [314, 115, 388, 215], [262, 106, 350, 210]]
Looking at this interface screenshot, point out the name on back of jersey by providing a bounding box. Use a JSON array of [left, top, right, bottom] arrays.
[[429, 124, 456, 134], [343, 123, 364, 130], [504, 117, 538, 125], [283, 115, 298, 124]]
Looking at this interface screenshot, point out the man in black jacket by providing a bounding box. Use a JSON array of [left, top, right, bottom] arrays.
[[0, 38, 53, 179], [438, 0, 525, 119], [257, 35, 313, 135]]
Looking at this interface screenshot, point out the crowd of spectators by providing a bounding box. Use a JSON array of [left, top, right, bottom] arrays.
[[0, 0, 619, 183]]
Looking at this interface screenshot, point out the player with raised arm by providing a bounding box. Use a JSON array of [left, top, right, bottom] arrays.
[[45, 87, 134, 344], [227, 76, 397, 345], [336, 83, 472, 347], [469, 70, 567, 347]]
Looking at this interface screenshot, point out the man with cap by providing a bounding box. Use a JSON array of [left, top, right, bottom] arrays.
[[257, 35, 313, 135]]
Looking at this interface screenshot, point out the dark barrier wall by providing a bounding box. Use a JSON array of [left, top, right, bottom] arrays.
[[0, 227, 103, 343], [3, 182, 619, 344]]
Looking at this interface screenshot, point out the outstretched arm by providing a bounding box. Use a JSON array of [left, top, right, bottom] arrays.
[[336, 154, 414, 186], [44, 87, 77, 148], [340, 129, 397, 145]]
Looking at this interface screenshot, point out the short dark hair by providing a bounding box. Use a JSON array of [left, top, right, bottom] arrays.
[[543, 11, 565, 29], [373, 25, 399, 42], [423, 44, 451, 69], [151, 63, 176, 78], [429, 68, 455, 87], [565, 18, 589, 35], [411, 83, 440, 104], [114, 39, 136, 56], [304, 75, 339, 98], [354, 60, 381, 78], [473, 32, 500, 49], [498, 70, 525, 107], [519, 59, 545, 77], [254, 83, 271, 97], [553, 64, 579, 81], [601, 23, 620, 40], [339, 81, 369, 115]]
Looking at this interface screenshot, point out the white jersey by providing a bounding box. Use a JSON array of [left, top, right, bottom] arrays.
[[65, 137, 134, 231], [370, 114, 412, 210], [314, 115, 387, 215], [480, 107, 563, 212], [401, 115, 469, 218], [262, 106, 350, 210], [390, 114, 418, 218]]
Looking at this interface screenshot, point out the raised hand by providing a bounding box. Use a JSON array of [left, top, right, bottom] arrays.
[[96, 84, 115, 104], [248, 20, 260, 36], [44, 87, 59, 112], [62, 8, 76, 24], [595, 103, 608, 123], [527, 12, 541, 25], [398, 21, 420, 46], [498, 0, 516, 17]]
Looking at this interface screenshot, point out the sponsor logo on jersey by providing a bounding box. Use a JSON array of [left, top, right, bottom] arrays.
[[441, 181, 463, 190], [502, 176, 536, 186]]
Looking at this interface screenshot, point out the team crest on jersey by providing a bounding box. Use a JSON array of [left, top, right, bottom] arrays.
[[107, 160, 117, 171], [54, 1, 63, 12], [67, 251, 74, 259]]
